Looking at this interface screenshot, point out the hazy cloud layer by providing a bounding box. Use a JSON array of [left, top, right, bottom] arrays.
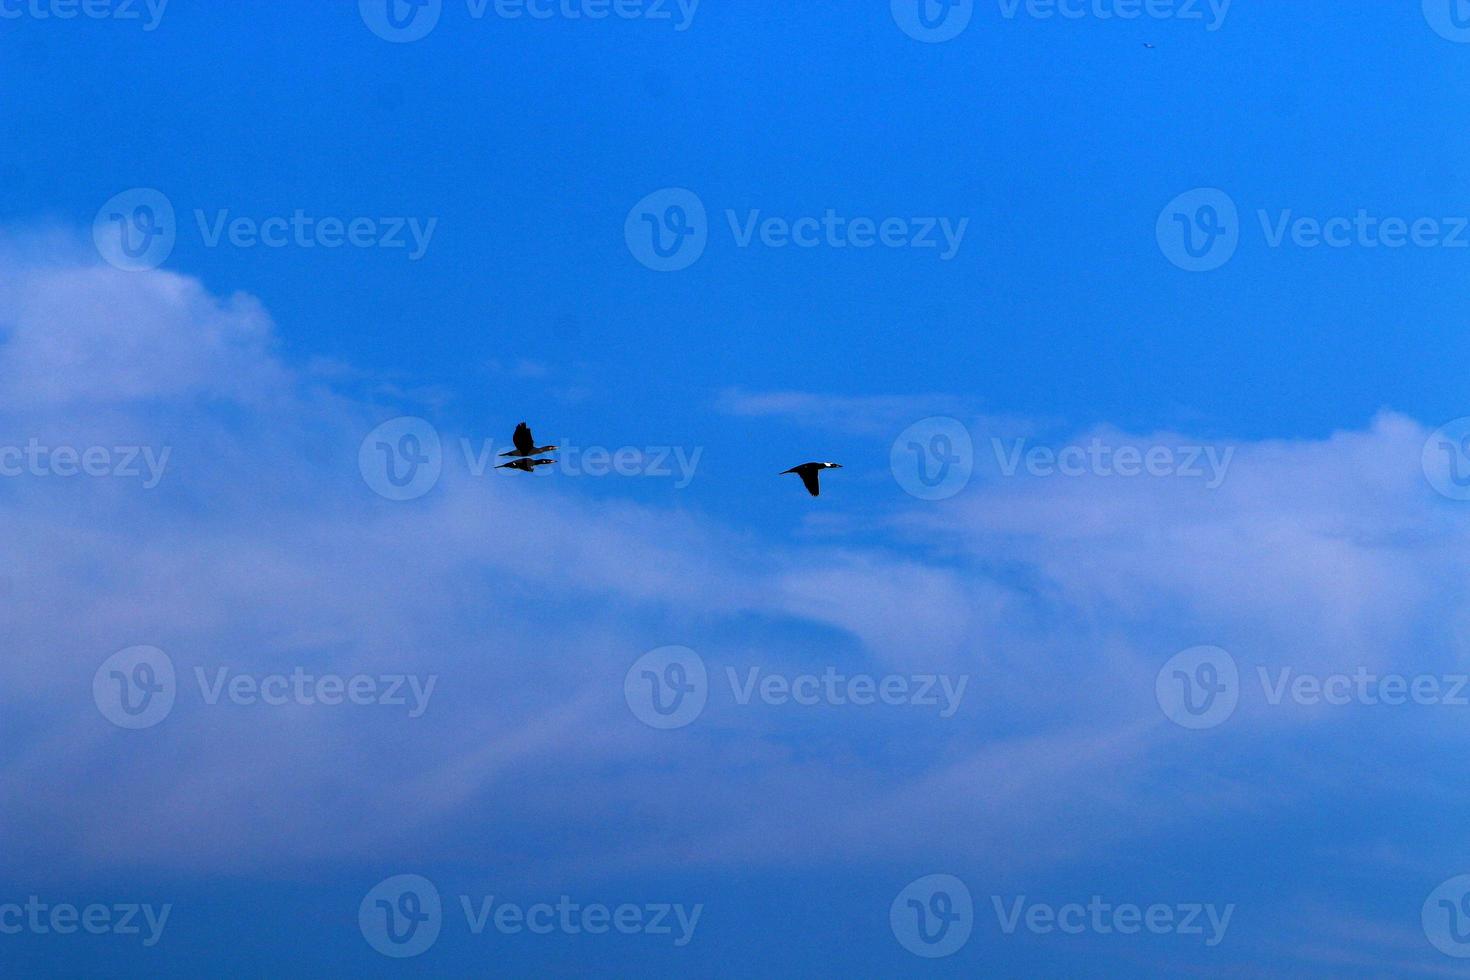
[[4, 238, 1468, 976]]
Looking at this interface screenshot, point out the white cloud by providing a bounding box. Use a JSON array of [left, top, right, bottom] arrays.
[[0, 246, 285, 410], [5, 237, 1470, 906]]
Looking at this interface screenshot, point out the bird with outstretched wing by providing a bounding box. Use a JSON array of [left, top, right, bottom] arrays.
[[500, 422, 558, 459]]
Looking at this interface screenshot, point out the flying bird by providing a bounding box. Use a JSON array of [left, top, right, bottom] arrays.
[[780, 462, 842, 497], [500, 422, 558, 459], [1143, 42, 1155, 48], [497, 457, 556, 473]]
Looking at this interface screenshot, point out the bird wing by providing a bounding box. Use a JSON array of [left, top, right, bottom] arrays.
[[512, 423, 534, 455], [797, 467, 821, 496]]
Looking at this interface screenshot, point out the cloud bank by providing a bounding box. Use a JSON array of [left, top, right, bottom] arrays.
[[3, 234, 1468, 973]]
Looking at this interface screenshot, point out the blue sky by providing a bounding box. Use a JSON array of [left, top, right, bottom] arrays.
[[5, 1, 1470, 976]]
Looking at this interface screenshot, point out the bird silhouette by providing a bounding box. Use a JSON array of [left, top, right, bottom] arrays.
[[496, 457, 556, 473], [780, 462, 842, 497], [500, 422, 558, 458]]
